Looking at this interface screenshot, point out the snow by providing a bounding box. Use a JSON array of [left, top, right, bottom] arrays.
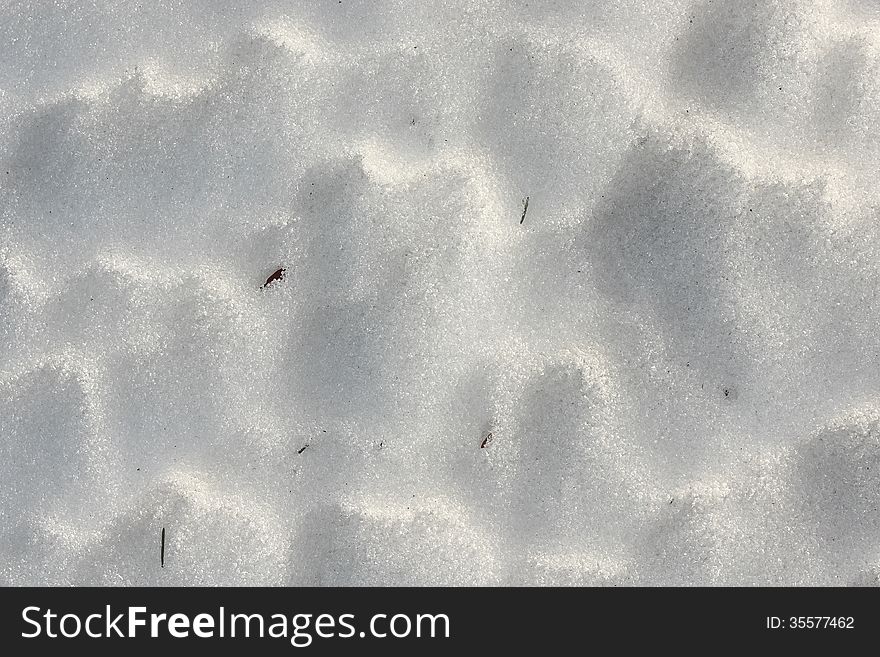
[[2, 0, 880, 586]]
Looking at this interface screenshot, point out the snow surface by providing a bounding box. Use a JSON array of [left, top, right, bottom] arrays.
[[2, 0, 880, 586]]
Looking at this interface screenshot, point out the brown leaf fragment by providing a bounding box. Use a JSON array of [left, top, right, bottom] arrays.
[[262, 267, 286, 288]]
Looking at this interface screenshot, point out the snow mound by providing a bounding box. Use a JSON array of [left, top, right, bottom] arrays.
[[2, 1, 880, 585]]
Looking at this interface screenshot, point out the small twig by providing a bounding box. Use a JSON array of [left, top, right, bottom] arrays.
[[297, 444, 309, 454], [161, 527, 165, 568], [519, 196, 530, 224], [262, 267, 286, 289]]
